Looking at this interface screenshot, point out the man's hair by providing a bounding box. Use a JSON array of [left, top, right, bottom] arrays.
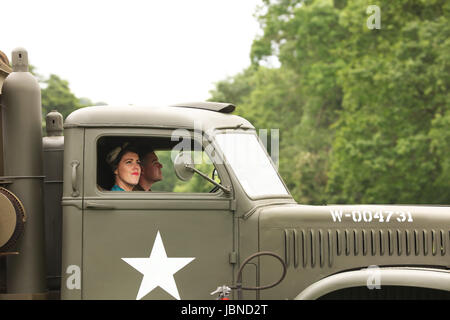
[[138, 147, 155, 164]]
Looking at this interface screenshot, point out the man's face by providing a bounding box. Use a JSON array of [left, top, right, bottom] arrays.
[[141, 152, 163, 183]]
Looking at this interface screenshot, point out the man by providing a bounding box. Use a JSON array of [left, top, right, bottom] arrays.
[[133, 148, 163, 191]]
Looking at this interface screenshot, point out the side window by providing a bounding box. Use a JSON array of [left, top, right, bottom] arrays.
[[97, 135, 221, 193]]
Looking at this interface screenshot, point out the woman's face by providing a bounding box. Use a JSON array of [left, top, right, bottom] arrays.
[[114, 151, 141, 190]]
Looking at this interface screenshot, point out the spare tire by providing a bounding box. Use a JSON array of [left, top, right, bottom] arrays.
[[0, 187, 26, 252]]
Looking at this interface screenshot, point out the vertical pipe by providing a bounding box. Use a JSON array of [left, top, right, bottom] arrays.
[[2, 48, 46, 294], [0, 50, 12, 176], [0, 50, 11, 294], [43, 111, 64, 290]]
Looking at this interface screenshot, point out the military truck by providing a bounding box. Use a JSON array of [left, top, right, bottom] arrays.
[[0, 48, 449, 300]]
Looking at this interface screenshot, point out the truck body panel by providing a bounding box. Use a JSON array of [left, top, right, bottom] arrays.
[[259, 204, 450, 298]]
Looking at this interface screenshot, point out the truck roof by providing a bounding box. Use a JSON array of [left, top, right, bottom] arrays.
[[64, 104, 254, 131]]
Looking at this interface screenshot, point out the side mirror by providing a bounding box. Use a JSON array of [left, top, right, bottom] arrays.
[[173, 152, 232, 194], [173, 152, 194, 181]]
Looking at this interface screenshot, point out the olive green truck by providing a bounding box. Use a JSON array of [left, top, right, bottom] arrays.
[[0, 48, 449, 300]]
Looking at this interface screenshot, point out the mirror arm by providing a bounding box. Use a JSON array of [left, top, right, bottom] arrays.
[[186, 165, 232, 194]]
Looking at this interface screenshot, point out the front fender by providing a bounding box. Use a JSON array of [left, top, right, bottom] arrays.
[[295, 267, 450, 300]]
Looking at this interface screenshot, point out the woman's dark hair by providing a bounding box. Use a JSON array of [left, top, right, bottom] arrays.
[[106, 143, 139, 172]]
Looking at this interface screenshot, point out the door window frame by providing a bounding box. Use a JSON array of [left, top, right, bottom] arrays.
[[83, 127, 234, 201]]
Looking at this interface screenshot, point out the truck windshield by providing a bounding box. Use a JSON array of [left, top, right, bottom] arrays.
[[214, 132, 289, 198]]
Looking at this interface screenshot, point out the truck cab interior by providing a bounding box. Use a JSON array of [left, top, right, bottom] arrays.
[[97, 135, 220, 193]]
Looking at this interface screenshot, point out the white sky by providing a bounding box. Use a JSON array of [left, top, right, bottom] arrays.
[[2, 0, 262, 106]]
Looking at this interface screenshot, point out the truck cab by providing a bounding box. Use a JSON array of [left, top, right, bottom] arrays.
[[61, 103, 295, 300]]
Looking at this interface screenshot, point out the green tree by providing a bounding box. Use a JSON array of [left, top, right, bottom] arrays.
[[30, 66, 107, 134], [214, 0, 346, 204], [210, 0, 449, 205], [41, 74, 82, 119], [327, 0, 450, 204]]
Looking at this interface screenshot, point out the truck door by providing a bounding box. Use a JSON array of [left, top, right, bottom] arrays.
[[81, 129, 235, 299]]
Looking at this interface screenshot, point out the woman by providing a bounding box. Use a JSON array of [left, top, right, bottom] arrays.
[[106, 143, 141, 191]]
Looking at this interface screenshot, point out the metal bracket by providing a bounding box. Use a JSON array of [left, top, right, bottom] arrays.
[[230, 200, 237, 212], [229, 252, 237, 264], [0, 179, 13, 185], [187, 165, 232, 195], [0, 252, 19, 256]]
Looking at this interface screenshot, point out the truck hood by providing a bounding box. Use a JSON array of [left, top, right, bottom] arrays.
[[257, 203, 450, 298]]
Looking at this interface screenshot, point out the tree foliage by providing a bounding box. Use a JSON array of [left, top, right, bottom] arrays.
[[41, 74, 83, 119], [30, 67, 105, 133], [210, 0, 450, 204]]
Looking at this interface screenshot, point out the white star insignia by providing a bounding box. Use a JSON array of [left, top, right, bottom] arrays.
[[122, 231, 195, 300]]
